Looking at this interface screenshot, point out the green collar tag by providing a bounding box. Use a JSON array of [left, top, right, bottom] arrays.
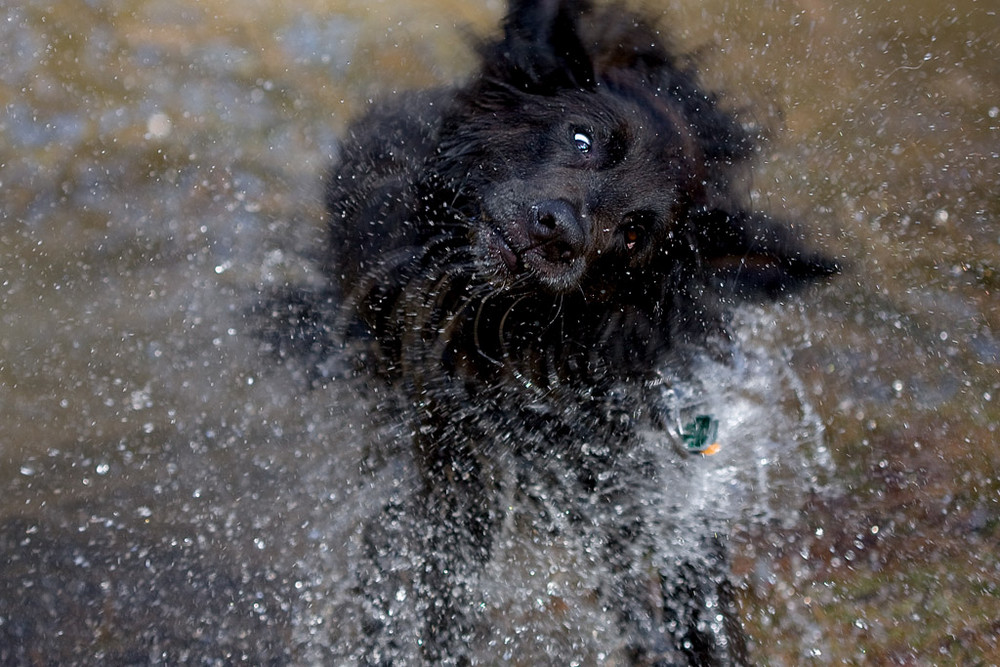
[[682, 414, 721, 455]]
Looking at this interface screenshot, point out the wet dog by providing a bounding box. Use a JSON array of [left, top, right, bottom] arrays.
[[281, 0, 836, 663]]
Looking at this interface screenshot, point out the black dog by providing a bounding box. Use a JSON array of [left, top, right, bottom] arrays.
[[276, 0, 836, 664]]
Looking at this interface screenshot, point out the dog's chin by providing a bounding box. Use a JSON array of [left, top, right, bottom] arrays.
[[475, 226, 586, 294], [523, 250, 586, 294]]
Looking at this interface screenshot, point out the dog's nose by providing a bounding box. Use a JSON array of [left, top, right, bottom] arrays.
[[529, 199, 587, 263]]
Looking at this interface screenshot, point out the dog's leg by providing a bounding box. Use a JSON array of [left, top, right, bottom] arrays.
[[358, 459, 501, 666], [674, 537, 748, 666], [606, 512, 748, 667], [357, 498, 423, 667], [638, 536, 749, 667], [419, 472, 501, 666]]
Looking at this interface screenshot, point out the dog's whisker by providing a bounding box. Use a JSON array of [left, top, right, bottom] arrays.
[[471, 290, 505, 368]]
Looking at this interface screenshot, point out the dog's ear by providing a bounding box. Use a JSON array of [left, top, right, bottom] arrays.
[[493, 0, 595, 91], [691, 208, 840, 298]]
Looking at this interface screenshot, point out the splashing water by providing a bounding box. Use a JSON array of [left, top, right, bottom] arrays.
[[283, 306, 830, 663]]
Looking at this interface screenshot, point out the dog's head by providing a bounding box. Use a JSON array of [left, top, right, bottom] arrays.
[[433, 0, 836, 301]]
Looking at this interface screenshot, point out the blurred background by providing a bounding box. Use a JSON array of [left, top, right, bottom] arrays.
[[1, 0, 997, 662]]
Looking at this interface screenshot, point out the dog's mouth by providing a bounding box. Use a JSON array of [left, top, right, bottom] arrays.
[[478, 222, 588, 293], [484, 225, 520, 274], [523, 242, 587, 292]]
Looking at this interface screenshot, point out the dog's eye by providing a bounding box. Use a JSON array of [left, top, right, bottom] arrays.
[[621, 212, 654, 251], [623, 225, 642, 251], [573, 131, 592, 153]]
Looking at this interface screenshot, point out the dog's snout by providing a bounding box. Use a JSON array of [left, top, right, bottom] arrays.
[[529, 200, 587, 262]]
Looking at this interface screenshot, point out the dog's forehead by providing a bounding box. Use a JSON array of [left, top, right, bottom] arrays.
[[564, 87, 691, 148]]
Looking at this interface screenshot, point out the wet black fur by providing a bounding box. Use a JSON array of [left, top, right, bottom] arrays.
[[277, 1, 836, 664]]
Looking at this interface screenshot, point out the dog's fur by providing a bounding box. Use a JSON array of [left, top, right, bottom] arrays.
[[277, 1, 836, 664]]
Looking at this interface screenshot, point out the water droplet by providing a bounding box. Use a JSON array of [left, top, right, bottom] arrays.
[[146, 112, 172, 139]]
